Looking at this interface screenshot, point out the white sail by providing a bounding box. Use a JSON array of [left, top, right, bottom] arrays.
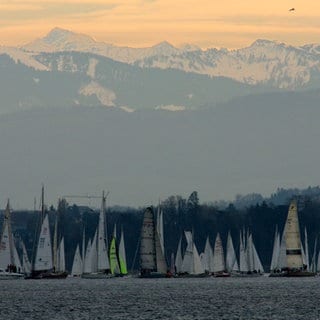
[[155, 231, 167, 273], [13, 243, 22, 271], [226, 232, 238, 272], [181, 231, 193, 273], [284, 200, 303, 269], [212, 233, 225, 272], [0, 219, 11, 269], [83, 239, 92, 273], [246, 234, 254, 272], [156, 205, 164, 254], [140, 207, 157, 270], [21, 241, 31, 274], [71, 245, 83, 276], [310, 238, 317, 273], [270, 226, 280, 271], [97, 191, 109, 271], [58, 237, 66, 272], [232, 256, 239, 271], [181, 231, 204, 274], [251, 238, 264, 272], [91, 230, 98, 273], [203, 237, 214, 272], [278, 230, 287, 269], [0, 201, 15, 269], [239, 231, 248, 272], [193, 242, 204, 274], [34, 214, 53, 271], [175, 236, 183, 273]]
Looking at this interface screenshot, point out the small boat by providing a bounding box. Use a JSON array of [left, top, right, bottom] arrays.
[[269, 199, 315, 277], [178, 231, 207, 278], [82, 191, 113, 279], [0, 200, 24, 279], [0, 268, 24, 280], [212, 233, 230, 277], [28, 186, 68, 279]]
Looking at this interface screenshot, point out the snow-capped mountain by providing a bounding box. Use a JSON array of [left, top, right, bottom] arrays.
[[19, 28, 320, 89], [0, 51, 262, 114], [22, 27, 186, 64]]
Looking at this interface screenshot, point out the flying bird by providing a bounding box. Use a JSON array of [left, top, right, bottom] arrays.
[[289, 8, 295, 11]]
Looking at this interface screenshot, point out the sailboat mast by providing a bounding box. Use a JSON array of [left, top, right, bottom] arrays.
[[53, 199, 60, 271], [41, 184, 45, 224]]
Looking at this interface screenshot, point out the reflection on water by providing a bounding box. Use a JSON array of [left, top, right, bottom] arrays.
[[0, 277, 319, 319]]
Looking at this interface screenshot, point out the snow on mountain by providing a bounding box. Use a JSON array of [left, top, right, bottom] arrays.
[[0, 46, 49, 71], [155, 105, 186, 111], [21, 28, 320, 89], [79, 81, 116, 107], [135, 39, 320, 89], [22, 28, 182, 64]]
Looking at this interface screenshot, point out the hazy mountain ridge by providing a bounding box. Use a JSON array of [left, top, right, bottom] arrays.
[[0, 51, 267, 113], [14, 28, 320, 89]]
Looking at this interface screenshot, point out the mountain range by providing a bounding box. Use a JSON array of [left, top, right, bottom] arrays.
[[5, 27, 320, 89], [1, 28, 320, 208]]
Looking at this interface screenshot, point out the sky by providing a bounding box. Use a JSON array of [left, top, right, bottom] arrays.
[[0, 0, 320, 49]]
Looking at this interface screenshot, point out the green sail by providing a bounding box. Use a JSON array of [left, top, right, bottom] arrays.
[[119, 256, 128, 275], [109, 237, 119, 275]]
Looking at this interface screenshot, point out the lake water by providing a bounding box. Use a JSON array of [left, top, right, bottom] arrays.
[[1, 276, 320, 319]]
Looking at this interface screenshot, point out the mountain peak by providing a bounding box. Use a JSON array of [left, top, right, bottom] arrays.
[[45, 27, 73, 39], [250, 39, 279, 47], [43, 27, 96, 44], [153, 41, 176, 49]]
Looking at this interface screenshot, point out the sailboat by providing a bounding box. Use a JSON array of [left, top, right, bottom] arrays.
[[226, 231, 239, 274], [82, 191, 112, 278], [139, 207, 168, 278], [179, 231, 206, 277], [28, 187, 68, 279], [237, 230, 264, 276], [201, 236, 214, 274], [270, 199, 315, 277], [109, 224, 128, 276], [212, 233, 229, 277], [0, 200, 24, 279]]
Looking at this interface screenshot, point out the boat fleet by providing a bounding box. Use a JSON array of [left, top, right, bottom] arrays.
[[0, 192, 317, 279]]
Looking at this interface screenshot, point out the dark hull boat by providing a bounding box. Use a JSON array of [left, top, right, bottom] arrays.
[[26, 270, 68, 279]]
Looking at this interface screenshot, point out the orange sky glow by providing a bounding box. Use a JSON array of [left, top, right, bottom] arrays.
[[1, 0, 320, 49]]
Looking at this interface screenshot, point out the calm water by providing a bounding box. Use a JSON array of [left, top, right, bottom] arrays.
[[1, 276, 320, 319]]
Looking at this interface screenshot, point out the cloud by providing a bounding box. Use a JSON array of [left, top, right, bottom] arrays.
[[0, 2, 117, 22]]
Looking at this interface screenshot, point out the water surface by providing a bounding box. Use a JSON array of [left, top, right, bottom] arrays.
[[0, 277, 319, 319]]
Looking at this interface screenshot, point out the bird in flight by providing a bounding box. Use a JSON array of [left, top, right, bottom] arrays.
[[289, 8, 295, 11]]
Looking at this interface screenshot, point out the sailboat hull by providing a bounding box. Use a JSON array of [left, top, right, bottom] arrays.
[[0, 270, 24, 280], [270, 270, 316, 277], [26, 270, 68, 279], [81, 273, 115, 279]]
